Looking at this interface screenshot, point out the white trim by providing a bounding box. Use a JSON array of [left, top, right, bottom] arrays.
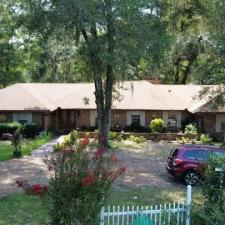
[[163, 111, 181, 128], [163, 111, 168, 127], [90, 110, 97, 127], [177, 111, 182, 128], [216, 114, 225, 132], [13, 112, 32, 124], [126, 111, 145, 126]]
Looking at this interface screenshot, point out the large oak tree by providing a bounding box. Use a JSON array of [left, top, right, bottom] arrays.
[[17, 0, 168, 146]]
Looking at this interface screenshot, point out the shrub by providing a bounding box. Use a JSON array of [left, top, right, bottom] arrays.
[[200, 134, 213, 144], [0, 122, 21, 137], [128, 135, 146, 144], [149, 118, 164, 133], [45, 131, 125, 225], [11, 128, 23, 157], [53, 131, 80, 152], [21, 123, 41, 138], [192, 155, 225, 225], [0, 114, 7, 122], [176, 136, 190, 144], [184, 123, 197, 134], [16, 180, 48, 198], [109, 131, 118, 140], [118, 131, 126, 141], [124, 124, 148, 133]]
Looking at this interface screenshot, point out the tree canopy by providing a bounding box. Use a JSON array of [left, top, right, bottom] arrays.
[[1, 0, 225, 144]]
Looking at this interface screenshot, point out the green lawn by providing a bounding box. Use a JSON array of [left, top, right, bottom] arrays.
[[0, 135, 52, 161], [0, 186, 201, 225]]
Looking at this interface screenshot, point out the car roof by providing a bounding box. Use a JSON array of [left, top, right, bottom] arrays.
[[180, 144, 224, 151]]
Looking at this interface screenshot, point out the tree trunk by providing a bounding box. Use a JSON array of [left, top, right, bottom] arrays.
[[181, 63, 190, 84], [174, 64, 180, 84], [80, 1, 114, 148]]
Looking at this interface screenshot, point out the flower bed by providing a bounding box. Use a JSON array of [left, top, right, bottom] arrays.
[[77, 131, 198, 141]]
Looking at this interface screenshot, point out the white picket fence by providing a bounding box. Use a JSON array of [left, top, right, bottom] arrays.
[[100, 185, 192, 225]]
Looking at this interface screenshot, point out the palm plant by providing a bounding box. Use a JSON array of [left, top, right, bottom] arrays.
[[11, 128, 23, 157]]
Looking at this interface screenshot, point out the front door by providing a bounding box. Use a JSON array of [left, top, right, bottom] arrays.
[[58, 110, 76, 130]]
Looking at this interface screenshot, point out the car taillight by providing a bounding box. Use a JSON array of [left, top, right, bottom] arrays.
[[173, 159, 182, 166]]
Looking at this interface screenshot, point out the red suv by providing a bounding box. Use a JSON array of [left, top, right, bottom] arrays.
[[166, 144, 225, 185]]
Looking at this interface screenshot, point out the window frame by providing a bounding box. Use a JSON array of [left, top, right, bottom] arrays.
[[131, 114, 141, 126]]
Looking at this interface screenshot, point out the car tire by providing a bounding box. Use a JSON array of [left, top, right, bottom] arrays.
[[183, 170, 199, 186]]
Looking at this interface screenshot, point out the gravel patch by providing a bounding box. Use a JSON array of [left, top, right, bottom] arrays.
[[0, 140, 182, 197]]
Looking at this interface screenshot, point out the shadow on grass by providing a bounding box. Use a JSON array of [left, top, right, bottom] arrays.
[[0, 185, 202, 225]]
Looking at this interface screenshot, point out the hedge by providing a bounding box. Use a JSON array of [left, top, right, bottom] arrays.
[[0, 123, 41, 139], [0, 122, 21, 137], [21, 123, 41, 138]]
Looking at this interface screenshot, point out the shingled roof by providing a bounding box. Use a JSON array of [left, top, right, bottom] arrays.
[[0, 81, 220, 112]]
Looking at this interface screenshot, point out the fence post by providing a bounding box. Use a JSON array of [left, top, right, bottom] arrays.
[[100, 207, 105, 225], [185, 185, 192, 225]]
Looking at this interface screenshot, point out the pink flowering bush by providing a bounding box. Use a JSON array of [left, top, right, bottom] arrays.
[[44, 130, 126, 225], [16, 180, 48, 197]]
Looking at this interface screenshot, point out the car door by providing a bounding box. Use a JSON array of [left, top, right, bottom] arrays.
[[195, 150, 209, 175], [182, 150, 203, 173]]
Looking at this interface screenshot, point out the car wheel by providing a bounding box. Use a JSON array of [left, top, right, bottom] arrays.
[[183, 170, 199, 186]]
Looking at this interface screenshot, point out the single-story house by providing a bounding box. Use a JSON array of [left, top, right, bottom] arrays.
[[0, 80, 224, 139]]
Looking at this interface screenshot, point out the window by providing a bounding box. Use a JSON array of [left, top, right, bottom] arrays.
[[210, 150, 225, 157], [221, 122, 225, 132], [131, 115, 140, 126], [18, 120, 28, 125], [183, 150, 209, 161], [197, 150, 209, 161], [13, 112, 32, 124], [167, 118, 177, 127], [183, 150, 200, 160], [167, 111, 177, 127], [170, 148, 179, 157]]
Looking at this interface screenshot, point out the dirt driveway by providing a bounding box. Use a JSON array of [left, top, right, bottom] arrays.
[[0, 141, 182, 197], [115, 141, 183, 188]]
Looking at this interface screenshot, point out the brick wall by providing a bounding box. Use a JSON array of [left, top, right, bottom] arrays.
[[44, 114, 53, 130], [32, 112, 43, 126], [76, 110, 90, 128], [202, 113, 216, 134], [111, 110, 127, 129], [0, 112, 13, 122]]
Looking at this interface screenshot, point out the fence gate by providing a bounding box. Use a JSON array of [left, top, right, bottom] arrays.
[[100, 185, 192, 225]]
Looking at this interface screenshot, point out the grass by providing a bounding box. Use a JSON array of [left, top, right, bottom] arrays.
[[0, 186, 201, 225], [0, 194, 49, 225], [0, 134, 52, 161]]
